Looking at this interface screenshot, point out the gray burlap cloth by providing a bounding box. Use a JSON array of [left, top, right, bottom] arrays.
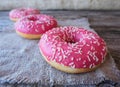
[[0, 18, 120, 85]]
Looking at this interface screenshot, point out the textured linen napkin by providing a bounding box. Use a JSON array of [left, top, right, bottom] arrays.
[[0, 18, 120, 85]]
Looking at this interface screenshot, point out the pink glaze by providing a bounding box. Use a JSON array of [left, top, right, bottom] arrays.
[[15, 14, 57, 34], [9, 8, 40, 19], [39, 26, 107, 69]]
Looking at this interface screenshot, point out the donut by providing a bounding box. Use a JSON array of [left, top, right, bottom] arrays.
[[15, 14, 57, 39], [38, 26, 107, 73], [9, 8, 40, 21]]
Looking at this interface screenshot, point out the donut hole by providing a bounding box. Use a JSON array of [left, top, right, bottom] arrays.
[[63, 36, 76, 43], [65, 39, 75, 44], [61, 32, 76, 44], [28, 16, 38, 21]]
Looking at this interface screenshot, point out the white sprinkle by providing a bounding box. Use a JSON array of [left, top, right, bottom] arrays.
[[92, 63, 95, 68], [53, 34, 58, 39], [35, 29, 39, 32], [69, 62, 74, 66], [76, 59, 79, 61], [86, 44, 90, 46], [87, 51, 92, 56], [83, 65, 86, 68], [27, 25, 31, 28], [57, 52, 60, 55], [102, 47, 106, 51], [71, 64, 75, 68], [41, 25, 45, 30], [90, 41, 93, 44], [87, 56, 91, 62], [97, 42, 100, 46], [49, 31, 53, 34], [62, 35, 66, 40], [93, 51, 99, 62], [58, 44, 62, 47], [63, 55, 67, 59], [87, 37, 91, 40], [71, 43, 76, 48], [93, 41, 97, 44], [91, 46, 95, 50], [82, 40, 86, 45], [51, 48, 56, 59], [60, 48, 67, 59], [75, 50, 82, 54], [57, 47, 61, 52], [79, 38, 83, 42], [36, 21, 42, 24], [92, 55, 96, 61], [88, 51, 96, 60], [95, 56, 99, 62], [58, 56, 62, 62], [78, 58, 81, 61], [83, 60, 86, 64], [64, 62, 67, 64], [78, 50, 82, 54], [77, 31, 79, 34], [89, 64, 93, 68], [91, 35, 95, 39], [46, 20, 51, 25], [93, 40, 100, 46], [71, 57, 74, 61], [52, 48, 55, 52]]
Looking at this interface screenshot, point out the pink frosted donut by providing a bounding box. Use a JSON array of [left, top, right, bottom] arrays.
[[39, 26, 107, 73], [15, 14, 57, 39], [9, 8, 40, 21]]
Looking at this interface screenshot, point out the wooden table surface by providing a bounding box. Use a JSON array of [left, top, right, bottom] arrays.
[[0, 10, 120, 87]]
